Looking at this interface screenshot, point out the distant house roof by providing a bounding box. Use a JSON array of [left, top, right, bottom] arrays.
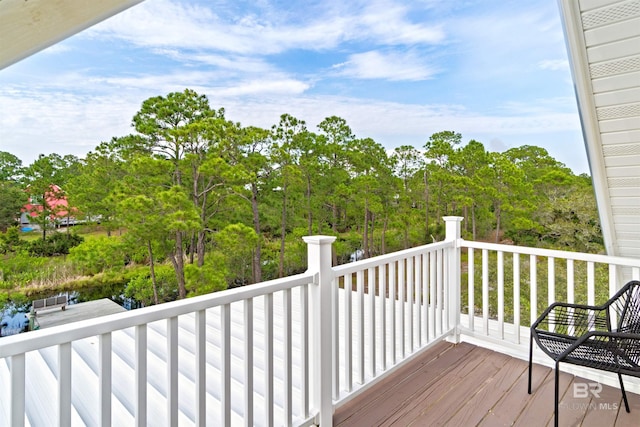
[[24, 184, 71, 219]]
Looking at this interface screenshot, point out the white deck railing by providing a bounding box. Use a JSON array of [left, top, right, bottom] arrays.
[[2, 217, 640, 426]]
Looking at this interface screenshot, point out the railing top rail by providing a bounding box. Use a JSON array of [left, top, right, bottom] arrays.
[[462, 239, 640, 267], [333, 240, 454, 276], [0, 272, 315, 359]]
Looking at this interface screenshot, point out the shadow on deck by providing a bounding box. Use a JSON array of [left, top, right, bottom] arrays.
[[334, 341, 640, 426]]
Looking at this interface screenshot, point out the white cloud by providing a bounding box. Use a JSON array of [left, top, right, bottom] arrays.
[[90, 0, 445, 56], [538, 59, 569, 71], [336, 50, 437, 81], [353, 1, 445, 45]]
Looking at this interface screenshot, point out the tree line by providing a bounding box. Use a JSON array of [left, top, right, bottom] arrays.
[[0, 88, 602, 304]]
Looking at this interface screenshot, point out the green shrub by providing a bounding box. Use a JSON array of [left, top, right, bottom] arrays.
[[69, 236, 125, 275], [28, 233, 84, 256], [125, 265, 178, 306]]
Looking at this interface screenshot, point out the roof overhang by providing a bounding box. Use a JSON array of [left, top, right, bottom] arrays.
[[0, 0, 144, 70], [557, 0, 640, 258]]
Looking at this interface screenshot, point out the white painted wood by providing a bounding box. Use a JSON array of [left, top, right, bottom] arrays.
[[421, 254, 428, 345], [283, 289, 292, 427], [368, 267, 376, 377], [497, 251, 504, 339], [243, 299, 253, 427], [406, 257, 413, 353], [356, 270, 365, 384], [468, 248, 475, 332], [221, 304, 231, 427], [379, 264, 387, 370], [303, 235, 335, 427], [588, 262, 596, 305], [58, 342, 72, 426], [135, 324, 147, 427], [300, 284, 310, 419], [398, 260, 405, 359], [513, 254, 520, 344], [264, 295, 273, 427], [195, 310, 206, 427], [342, 274, 353, 392], [436, 250, 444, 334], [530, 255, 538, 325], [332, 278, 339, 400], [10, 354, 25, 427], [167, 316, 178, 427], [482, 249, 489, 335], [429, 253, 437, 338], [389, 262, 397, 366], [567, 259, 575, 305], [415, 256, 422, 347], [99, 333, 112, 427], [548, 257, 556, 308]]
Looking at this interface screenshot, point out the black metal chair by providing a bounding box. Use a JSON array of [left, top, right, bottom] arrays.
[[528, 280, 640, 427]]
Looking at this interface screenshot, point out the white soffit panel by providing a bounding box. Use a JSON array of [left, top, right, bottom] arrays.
[[0, 0, 144, 70], [558, 0, 640, 258]]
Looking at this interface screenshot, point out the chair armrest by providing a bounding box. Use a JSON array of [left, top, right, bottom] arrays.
[[532, 302, 610, 337]]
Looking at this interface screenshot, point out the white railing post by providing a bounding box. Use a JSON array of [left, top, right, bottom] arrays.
[[303, 235, 336, 427], [444, 216, 463, 343]]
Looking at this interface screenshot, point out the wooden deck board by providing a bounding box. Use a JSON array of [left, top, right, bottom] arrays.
[[445, 355, 529, 426], [389, 348, 510, 426], [334, 342, 476, 426], [334, 341, 640, 427]]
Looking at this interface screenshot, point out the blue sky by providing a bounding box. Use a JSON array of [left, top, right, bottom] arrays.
[[0, 0, 590, 174]]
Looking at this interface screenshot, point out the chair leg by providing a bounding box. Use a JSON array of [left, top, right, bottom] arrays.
[[554, 361, 560, 427], [618, 373, 630, 413], [528, 334, 533, 394]]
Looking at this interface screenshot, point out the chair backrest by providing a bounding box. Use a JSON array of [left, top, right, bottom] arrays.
[[612, 280, 640, 334]]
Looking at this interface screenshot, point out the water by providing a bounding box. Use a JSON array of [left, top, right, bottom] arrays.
[[0, 287, 143, 338], [0, 303, 30, 336]]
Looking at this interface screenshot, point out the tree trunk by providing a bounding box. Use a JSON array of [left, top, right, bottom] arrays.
[[196, 231, 206, 267], [251, 183, 262, 283], [363, 199, 369, 259], [424, 171, 429, 241], [189, 232, 196, 264], [306, 177, 313, 235], [495, 203, 501, 244], [382, 214, 388, 255], [279, 185, 287, 278], [173, 231, 187, 298], [147, 240, 159, 305], [472, 203, 477, 240]]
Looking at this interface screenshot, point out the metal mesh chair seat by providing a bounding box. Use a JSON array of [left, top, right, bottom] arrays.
[[528, 280, 640, 427]]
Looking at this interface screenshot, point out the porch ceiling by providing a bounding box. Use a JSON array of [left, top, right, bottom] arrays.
[[0, 0, 144, 70], [558, 0, 640, 258]]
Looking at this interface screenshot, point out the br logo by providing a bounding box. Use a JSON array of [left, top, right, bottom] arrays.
[[573, 382, 602, 398]]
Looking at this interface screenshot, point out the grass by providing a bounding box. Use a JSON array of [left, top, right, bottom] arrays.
[[460, 249, 611, 327]]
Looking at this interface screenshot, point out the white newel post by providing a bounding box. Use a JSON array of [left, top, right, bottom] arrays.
[[444, 216, 463, 343], [304, 235, 336, 427]]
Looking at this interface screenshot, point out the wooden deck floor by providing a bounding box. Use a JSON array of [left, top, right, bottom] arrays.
[[334, 341, 640, 426]]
